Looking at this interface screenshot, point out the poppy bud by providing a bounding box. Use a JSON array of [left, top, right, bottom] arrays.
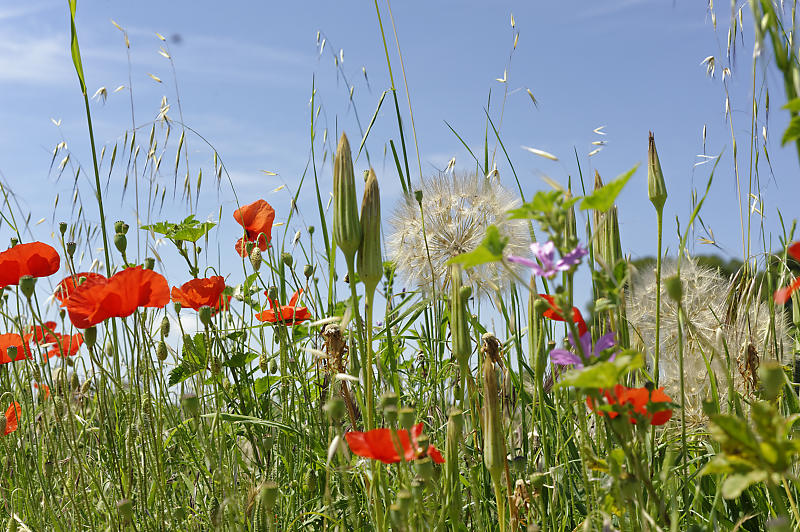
[[59, 308, 66, 320], [665, 274, 682, 303], [199, 305, 213, 327], [246, 240, 255, 255], [269, 359, 278, 374], [249, 247, 262, 271], [324, 397, 346, 422], [84, 326, 97, 349], [114, 233, 127, 254], [303, 264, 313, 278], [114, 220, 126, 234], [357, 169, 382, 293], [181, 392, 200, 418], [156, 340, 168, 361], [308, 225, 315, 236], [383, 405, 398, 426], [259, 352, 268, 373], [414, 189, 423, 205], [19, 275, 36, 299], [281, 252, 293, 267], [267, 286, 278, 301], [333, 133, 362, 264], [144, 257, 155, 270], [647, 132, 668, 213], [398, 406, 415, 432], [380, 392, 399, 411], [450, 266, 471, 398], [104, 340, 114, 359], [260, 481, 279, 510], [160, 316, 170, 337], [66, 241, 77, 257], [6, 346, 17, 362], [59, 222, 68, 236], [116, 498, 133, 525], [70, 371, 80, 391]]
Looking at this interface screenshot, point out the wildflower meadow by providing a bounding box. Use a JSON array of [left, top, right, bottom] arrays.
[[5, 1, 800, 531]]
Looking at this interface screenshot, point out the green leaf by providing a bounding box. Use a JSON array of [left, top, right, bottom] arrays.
[[783, 98, 800, 112], [782, 116, 800, 146], [68, 0, 86, 94], [722, 471, 768, 499], [254, 376, 274, 396], [580, 164, 638, 212], [448, 225, 507, 267], [556, 351, 643, 389], [141, 215, 216, 243]]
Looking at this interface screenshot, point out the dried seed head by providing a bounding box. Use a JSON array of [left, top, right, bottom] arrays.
[[333, 133, 362, 263], [58, 222, 68, 236]]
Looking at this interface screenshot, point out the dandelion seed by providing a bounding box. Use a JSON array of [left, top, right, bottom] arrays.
[[386, 172, 528, 293]]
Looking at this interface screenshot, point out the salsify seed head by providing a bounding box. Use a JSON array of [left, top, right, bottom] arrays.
[[386, 172, 528, 293]]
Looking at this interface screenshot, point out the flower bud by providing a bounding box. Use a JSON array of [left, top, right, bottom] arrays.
[[269, 359, 278, 374], [116, 499, 133, 525], [357, 169, 382, 293], [281, 252, 293, 267], [267, 286, 278, 301], [307, 225, 315, 236], [199, 305, 213, 327], [303, 264, 313, 278], [6, 346, 17, 362], [66, 241, 77, 257], [259, 352, 269, 373], [398, 406, 415, 432], [383, 405, 398, 426], [156, 340, 168, 361], [70, 371, 80, 391], [114, 233, 127, 254], [450, 266, 471, 397], [143, 257, 155, 270], [160, 316, 170, 337], [19, 275, 36, 299], [665, 274, 683, 303], [173, 301, 182, 314], [114, 220, 126, 234], [324, 397, 346, 422], [249, 247, 262, 271], [59, 222, 68, 236], [333, 133, 362, 263], [84, 326, 97, 349], [210, 355, 222, 375], [648, 132, 668, 213]]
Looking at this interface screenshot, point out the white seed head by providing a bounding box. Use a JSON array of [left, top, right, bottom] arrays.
[[626, 257, 790, 429], [386, 172, 528, 293]]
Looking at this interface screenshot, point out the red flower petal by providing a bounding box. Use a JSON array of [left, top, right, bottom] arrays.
[[255, 289, 311, 325], [789, 242, 800, 263], [33, 383, 50, 400], [233, 200, 275, 257], [171, 276, 229, 312], [29, 321, 58, 344], [775, 277, 800, 304], [538, 294, 588, 335], [0, 334, 33, 364], [54, 272, 106, 305], [0, 242, 60, 288], [4, 402, 19, 435], [46, 333, 84, 359], [344, 423, 444, 465]]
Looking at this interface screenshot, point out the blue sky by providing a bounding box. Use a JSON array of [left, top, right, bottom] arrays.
[[0, 0, 797, 292]]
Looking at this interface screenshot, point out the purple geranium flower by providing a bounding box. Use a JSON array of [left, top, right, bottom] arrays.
[[507, 241, 588, 279], [550, 331, 617, 369]]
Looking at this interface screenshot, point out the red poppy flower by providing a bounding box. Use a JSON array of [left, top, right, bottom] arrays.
[[255, 289, 312, 325], [45, 333, 84, 359], [29, 321, 58, 344], [33, 383, 50, 400], [171, 276, 230, 312], [0, 334, 33, 364], [538, 294, 588, 336], [586, 385, 673, 426], [775, 242, 800, 303], [54, 272, 106, 305], [233, 199, 275, 257], [3, 402, 20, 436], [345, 423, 445, 464], [0, 242, 60, 289], [65, 266, 170, 328]]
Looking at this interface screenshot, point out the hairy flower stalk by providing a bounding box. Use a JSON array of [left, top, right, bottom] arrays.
[[440, 407, 463, 526], [449, 265, 472, 404], [482, 333, 508, 532], [648, 132, 668, 387]]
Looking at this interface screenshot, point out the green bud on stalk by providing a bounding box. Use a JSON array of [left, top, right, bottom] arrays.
[[66, 241, 77, 257], [665, 274, 683, 303], [648, 132, 668, 213], [59, 222, 68, 237], [398, 406, 415, 432], [303, 264, 313, 278], [198, 305, 213, 327], [113, 233, 127, 254], [156, 341, 168, 361], [333, 133, 362, 263], [144, 257, 155, 270], [249, 247, 262, 271], [281, 252, 293, 268], [160, 316, 170, 337], [84, 326, 97, 349], [180, 393, 200, 419], [6, 346, 17, 362], [324, 397, 346, 422], [482, 334, 506, 487], [116, 499, 133, 526], [357, 169, 382, 294], [19, 275, 36, 300]]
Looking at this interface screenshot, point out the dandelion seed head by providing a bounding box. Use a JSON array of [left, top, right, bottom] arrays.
[[386, 172, 528, 293], [626, 257, 789, 429]]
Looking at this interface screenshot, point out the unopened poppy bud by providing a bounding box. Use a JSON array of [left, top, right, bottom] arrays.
[[70, 372, 80, 391], [19, 275, 35, 299], [383, 405, 398, 426], [281, 252, 293, 267], [180, 392, 200, 418], [160, 316, 170, 337], [303, 264, 313, 278], [269, 359, 278, 374], [6, 346, 17, 362], [249, 247, 262, 271], [59, 308, 65, 320], [267, 286, 278, 301], [104, 340, 114, 358], [246, 240, 255, 254], [398, 406, 415, 431], [143, 257, 155, 270], [665, 274, 682, 303], [66, 241, 76, 257], [380, 392, 399, 410], [333, 133, 362, 263], [759, 362, 785, 401], [532, 297, 550, 315], [114, 220, 126, 234], [324, 397, 346, 422], [357, 169, 382, 293], [156, 340, 168, 361], [114, 233, 127, 254], [9, 238, 17, 247], [415, 457, 434, 481], [647, 132, 668, 213], [59, 222, 68, 236], [84, 326, 97, 349], [173, 301, 182, 314], [259, 352, 269, 372], [116, 498, 133, 525], [199, 305, 213, 327]]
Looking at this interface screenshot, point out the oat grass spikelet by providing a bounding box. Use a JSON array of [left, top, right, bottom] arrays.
[[626, 257, 789, 428], [387, 172, 527, 292]]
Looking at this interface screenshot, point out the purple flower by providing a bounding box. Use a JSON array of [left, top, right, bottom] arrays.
[[550, 331, 617, 369], [507, 241, 588, 279]]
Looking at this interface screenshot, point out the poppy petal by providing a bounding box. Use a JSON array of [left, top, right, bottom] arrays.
[[0, 242, 60, 288], [4, 402, 20, 435], [789, 242, 800, 263]]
